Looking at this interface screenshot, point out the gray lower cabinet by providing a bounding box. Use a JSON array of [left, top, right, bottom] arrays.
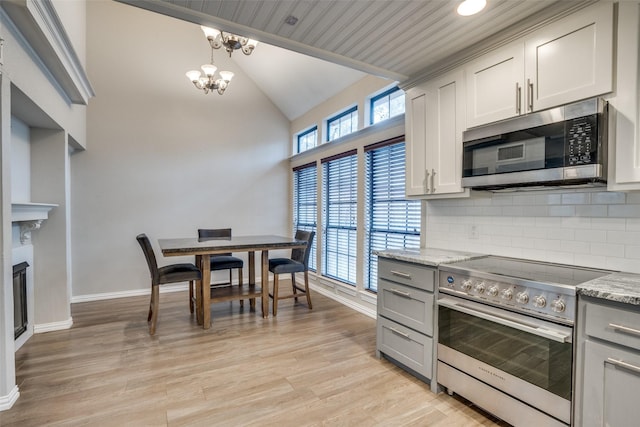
[[575, 296, 640, 426], [376, 257, 436, 390]]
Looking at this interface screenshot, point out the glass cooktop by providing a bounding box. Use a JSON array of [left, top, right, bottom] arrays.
[[442, 255, 612, 287]]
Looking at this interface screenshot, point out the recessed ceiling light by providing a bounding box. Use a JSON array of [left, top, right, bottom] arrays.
[[457, 0, 486, 16], [285, 15, 299, 25]]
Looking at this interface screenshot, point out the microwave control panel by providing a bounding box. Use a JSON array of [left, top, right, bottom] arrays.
[[566, 114, 598, 166]]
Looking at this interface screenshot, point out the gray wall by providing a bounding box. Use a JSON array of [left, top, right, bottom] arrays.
[[71, 1, 291, 298]]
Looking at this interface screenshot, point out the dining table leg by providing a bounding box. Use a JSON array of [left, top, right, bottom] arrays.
[[195, 255, 203, 325], [261, 250, 269, 318], [200, 254, 211, 329], [248, 251, 256, 311]]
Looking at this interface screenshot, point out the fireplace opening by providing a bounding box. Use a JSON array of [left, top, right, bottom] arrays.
[[13, 262, 29, 339]]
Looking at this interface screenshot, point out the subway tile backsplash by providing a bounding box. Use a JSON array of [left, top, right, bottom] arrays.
[[424, 189, 640, 274]]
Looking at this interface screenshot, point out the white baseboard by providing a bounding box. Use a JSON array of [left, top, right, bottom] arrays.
[[309, 283, 376, 319], [0, 385, 19, 411], [34, 317, 73, 333], [71, 283, 189, 303]]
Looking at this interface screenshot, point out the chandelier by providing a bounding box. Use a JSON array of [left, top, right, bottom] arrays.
[[200, 26, 258, 57], [185, 46, 234, 95]]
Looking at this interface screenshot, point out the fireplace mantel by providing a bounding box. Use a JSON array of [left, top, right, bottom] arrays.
[[12, 203, 58, 244]]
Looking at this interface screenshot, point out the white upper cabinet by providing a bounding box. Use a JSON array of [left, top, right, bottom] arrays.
[[608, 1, 640, 190], [466, 1, 613, 128], [405, 70, 468, 198], [466, 43, 525, 128]]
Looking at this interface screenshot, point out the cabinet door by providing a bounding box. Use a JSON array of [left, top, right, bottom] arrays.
[[405, 86, 428, 196], [525, 1, 613, 112], [609, 1, 640, 190], [425, 70, 467, 196], [465, 42, 524, 127], [581, 340, 640, 427]]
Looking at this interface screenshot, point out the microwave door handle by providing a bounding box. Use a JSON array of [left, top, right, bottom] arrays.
[[437, 298, 572, 343]]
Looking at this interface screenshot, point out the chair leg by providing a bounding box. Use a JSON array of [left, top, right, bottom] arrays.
[[304, 270, 312, 310], [149, 285, 160, 335], [148, 282, 154, 322], [189, 280, 194, 314], [272, 273, 279, 316], [236, 268, 244, 308], [291, 273, 298, 302]]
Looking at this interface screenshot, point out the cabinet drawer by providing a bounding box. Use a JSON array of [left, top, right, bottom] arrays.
[[378, 258, 434, 291], [377, 316, 433, 379], [378, 279, 434, 335], [585, 300, 640, 351]]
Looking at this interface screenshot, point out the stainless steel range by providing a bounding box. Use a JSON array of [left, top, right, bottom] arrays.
[[437, 256, 611, 427]]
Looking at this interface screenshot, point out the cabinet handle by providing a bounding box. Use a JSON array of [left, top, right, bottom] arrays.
[[607, 358, 640, 374], [390, 270, 412, 279], [389, 327, 411, 339], [609, 323, 640, 337], [430, 169, 436, 194], [527, 78, 533, 112], [515, 83, 522, 115], [390, 288, 412, 298], [424, 169, 430, 194]]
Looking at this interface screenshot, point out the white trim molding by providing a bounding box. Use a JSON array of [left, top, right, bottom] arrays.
[[0, 385, 19, 411], [0, 0, 95, 104], [34, 317, 73, 334]]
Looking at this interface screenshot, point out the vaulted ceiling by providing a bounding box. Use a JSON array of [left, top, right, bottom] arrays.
[[117, 0, 596, 119]]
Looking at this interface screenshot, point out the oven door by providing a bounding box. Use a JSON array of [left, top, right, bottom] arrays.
[[438, 296, 573, 424]]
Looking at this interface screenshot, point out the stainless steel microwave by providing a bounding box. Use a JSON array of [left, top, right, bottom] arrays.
[[462, 98, 607, 190]]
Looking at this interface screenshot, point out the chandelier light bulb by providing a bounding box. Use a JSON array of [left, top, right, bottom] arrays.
[[219, 71, 234, 82], [201, 26, 220, 39], [457, 0, 486, 16], [186, 70, 202, 82], [201, 63, 217, 76]]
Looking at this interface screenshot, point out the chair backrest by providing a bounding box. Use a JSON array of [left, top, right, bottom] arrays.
[[136, 233, 159, 285], [291, 230, 315, 269], [198, 228, 232, 257]]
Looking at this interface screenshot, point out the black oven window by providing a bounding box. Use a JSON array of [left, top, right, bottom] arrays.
[[439, 306, 572, 400]]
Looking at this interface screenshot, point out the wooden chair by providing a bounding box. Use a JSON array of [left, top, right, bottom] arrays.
[[136, 233, 201, 335], [194, 228, 245, 312], [268, 230, 315, 316]]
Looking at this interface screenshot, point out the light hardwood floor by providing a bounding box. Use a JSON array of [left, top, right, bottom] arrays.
[[1, 289, 509, 426]]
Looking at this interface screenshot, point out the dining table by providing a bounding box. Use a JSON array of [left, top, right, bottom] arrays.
[[158, 234, 308, 329]]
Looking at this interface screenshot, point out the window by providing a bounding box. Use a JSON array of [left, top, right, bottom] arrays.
[[297, 126, 317, 153], [327, 107, 358, 142], [364, 139, 420, 291], [370, 87, 405, 125], [322, 150, 357, 285], [293, 162, 317, 271]]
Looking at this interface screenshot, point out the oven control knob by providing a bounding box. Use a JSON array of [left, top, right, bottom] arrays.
[[516, 292, 529, 304], [474, 282, 486, 294], [500, 288, 513, 301], [461, 280, 473, 292], [487, 286, 499, 297], [551, 299, 566, 313], [533, 295, 547, 308]]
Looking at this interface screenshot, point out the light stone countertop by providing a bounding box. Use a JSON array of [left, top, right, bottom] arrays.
[[374, 248, 484, 267], [577, 272, 640, 306]]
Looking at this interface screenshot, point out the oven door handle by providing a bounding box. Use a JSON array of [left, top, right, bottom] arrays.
[[438, 298, 572, 343]]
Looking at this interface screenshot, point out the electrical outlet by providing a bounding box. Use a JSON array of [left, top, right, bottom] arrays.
[[469, 224, 479, 239]]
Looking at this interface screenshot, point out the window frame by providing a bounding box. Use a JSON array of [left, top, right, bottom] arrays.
[[326, 106, 358, 142], [292, 162, 318, 272], [296, 126, 318, 154], [321, 149, 358, 286], [370, 86, 405, 125], [364, 137, 421, 292]]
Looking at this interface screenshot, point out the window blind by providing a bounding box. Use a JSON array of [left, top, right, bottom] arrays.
[[365, 141, 420, 291], [322, 152, 358, 285], [293, 162, 317, 271]]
